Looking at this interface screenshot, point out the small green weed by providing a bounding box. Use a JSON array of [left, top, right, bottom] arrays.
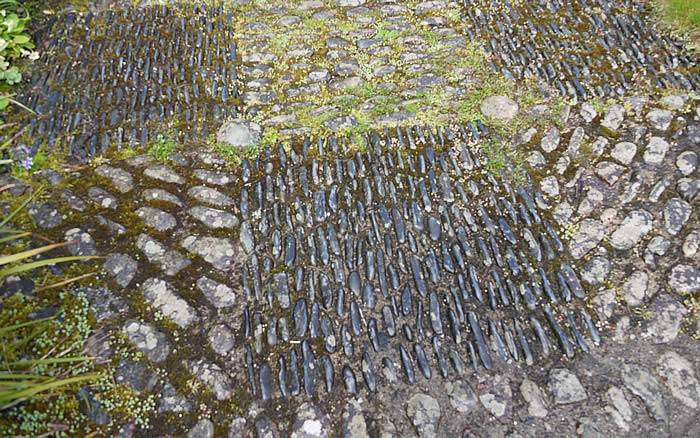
[[148, 134, 177, 162]]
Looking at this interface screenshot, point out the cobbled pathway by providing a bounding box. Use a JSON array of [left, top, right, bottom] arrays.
[[1, 0, 699, 437]]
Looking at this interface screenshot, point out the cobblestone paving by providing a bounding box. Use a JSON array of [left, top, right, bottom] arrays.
[[17, 0, 699, 160], [458, 0, 699, 96], [1, 0, 699, 437], [19, 4, 238, 159], [5, 97, 696, 436]]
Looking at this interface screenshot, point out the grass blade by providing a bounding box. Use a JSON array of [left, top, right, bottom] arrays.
[[0, 187, 41, 229], [35, 271, 98, 292], [0, 231, 31, 244], [0, 256, 100, 278], [0, 317, 53, 337], [0, 241, 70, 266], [0, 372, 102, 411], [5, 357, 94, 368]]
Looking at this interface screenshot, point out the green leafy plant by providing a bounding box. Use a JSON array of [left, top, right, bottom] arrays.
[[0, 190, 101, 414], [148, 133, 177, 162], [0, 1, 37, 88], [0, 318, 100, 411], [654, 0, 700, 50]]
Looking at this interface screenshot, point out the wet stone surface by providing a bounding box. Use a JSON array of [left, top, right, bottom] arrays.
[[6, 1, 698, 436], [16, 4, 238, 160]]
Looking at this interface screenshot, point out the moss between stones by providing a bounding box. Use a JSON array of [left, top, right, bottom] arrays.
[[231, 0, 570, 145]]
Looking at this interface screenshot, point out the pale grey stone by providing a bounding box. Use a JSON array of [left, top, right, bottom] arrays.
[[567, 126, 586, 155], [104, 253, 138, 288], [480, 95, 518, 121], [621, 364, 667, 421], [682, 230, 699, 257], [644, 294, 688, 343], [540, 176, 559, 197], [187, 419, 214, 438], [123, 320, 170, 362], [610, 210, 653, 250], [553, 201, 573, 225], [582, 257, 610, 286], [142, 278, 198, 328], [647, 235, 671, 256], [661, 94, 685, 110], [663, 198, 691, 235], [95, 165, 133, 193], [335, 0, 366, 7], [158, 383, 191, 413], [240, 221, 255, 254], [136, 234, 191, 276], [646, 108, 673, 131], [668, 264, 699, 294], [181, 235, 238, 271], [136, 206, 177, 232], [623, 271, 649, 307], [197, 277, 236, 308], [308, 68, 331, 82], [228, 418, 247, 438], [556, 155, 570, 174], [292, 402, 331, 438], [329, 76, 363, 90], [189, 206, 239, 229], [142, 188, 183, 207], [520, 378, 549, 418], [643, 137, 669, 164], [208, 324, 235, 356], [676, 150, 697, 176], [446, 380, 478, 413], [255, 416, 279, 438], [541, 127, 560, 153], [188, 186, 234, 206], [604, 387, 632, 431], [64, 228, 96, 256], [194, 169, 233, 186], [144, 164, 184, 185], [569, 219, 606, 259], [589, 136, 609, 157], [340, 399, 367, 438], [611, 142, 637, 165], [189, 360, 234, 401], [577, 186, 604, 216], [549, 368, 587, 404], [406, 393, 441, 437], [479, 375, 512, 417], [595, 161, 626, 185], [656, 351, 700, 409], [88, 187, 118, 209], [601, 104, 624, 131], [580, 103, 597, 122], [516, 127, 537, 145], [96, 214, 126, 235]]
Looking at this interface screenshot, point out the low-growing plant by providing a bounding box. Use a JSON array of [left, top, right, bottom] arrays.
[[0, 1, 38, 119], [0, 190, 101, 422], [148, 133, 177, 162]]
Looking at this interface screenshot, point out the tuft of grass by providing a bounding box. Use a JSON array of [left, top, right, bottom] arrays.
[[147, 134, 177, 162], [211, 128, 281, 166], [375, 27, 401, 42], [480, 140, 528, 186], [654, 0, 700, 50]]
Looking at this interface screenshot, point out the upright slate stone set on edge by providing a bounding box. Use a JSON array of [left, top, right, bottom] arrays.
[[18, 5, 238, 160], [460, 0, 699, 98], [236, 126, 598, 401]]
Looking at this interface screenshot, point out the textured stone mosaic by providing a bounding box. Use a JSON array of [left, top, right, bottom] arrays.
[[234, 125, 598, 401], [459, 0, 699, 97], [17, 4, 238, 160]]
